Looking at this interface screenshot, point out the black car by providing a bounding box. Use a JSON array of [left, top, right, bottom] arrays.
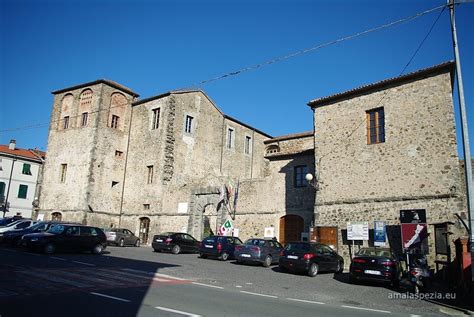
[[199, 235, 243, 261], [234, 238, 283, 267], [21, 224, 106, 255], [349, 247, 402, 287], [279, 242, 344, 277], [2, 221, 75, 247], [152, 232, 200, 254], [0, 216, 23, 227]]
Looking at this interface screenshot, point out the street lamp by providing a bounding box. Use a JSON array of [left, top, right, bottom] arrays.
[[305, 173, 320, 191]]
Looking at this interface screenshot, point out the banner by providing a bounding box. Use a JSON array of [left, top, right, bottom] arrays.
[[400, 209, 428, 254], [217, 219, 233, 236]]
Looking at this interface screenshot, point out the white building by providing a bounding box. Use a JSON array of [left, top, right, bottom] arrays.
[[0, 140, 45, 219]]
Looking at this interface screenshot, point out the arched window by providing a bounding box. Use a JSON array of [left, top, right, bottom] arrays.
[[78, 89, 93, 127], [59, 94, 74, 130], [265, 145, 280, 155], [109, 93, 127, 130]]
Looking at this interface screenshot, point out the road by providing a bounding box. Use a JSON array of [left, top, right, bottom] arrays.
[[0, 246, 452, 316]]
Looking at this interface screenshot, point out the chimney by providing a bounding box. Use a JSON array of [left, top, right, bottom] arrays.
[[9, 139, 16, 150]]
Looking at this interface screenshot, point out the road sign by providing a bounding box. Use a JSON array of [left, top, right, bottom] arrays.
[[347, 221, 369, 241]]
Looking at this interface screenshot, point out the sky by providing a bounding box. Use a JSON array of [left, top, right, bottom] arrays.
[[0, 0, 473, 157]]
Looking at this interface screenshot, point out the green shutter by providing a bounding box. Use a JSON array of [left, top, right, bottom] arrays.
[[22, 164, 31, 175], [18, 185, 28, 199]]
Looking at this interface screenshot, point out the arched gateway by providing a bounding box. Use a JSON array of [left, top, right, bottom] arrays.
[[188, 187, 227, 240]]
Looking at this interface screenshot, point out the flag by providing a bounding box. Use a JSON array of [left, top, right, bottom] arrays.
[[217, 219, 233, 236]]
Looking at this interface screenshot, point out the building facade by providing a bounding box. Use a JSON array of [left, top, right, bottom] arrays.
[[308, 61, 467, 264], [0, 140, 45, 219], [39, 62, 467, 263]]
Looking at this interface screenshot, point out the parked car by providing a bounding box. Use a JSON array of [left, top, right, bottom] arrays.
[[0, 216, 23, 227], [0, 219, 34, 236], [349, 247, 402, 287], [234, 238, 283, 267], [279, 242, 344, 277], [21, 224, 106, 255], [2, 221, 75, 246], [104, 228, 140, 247], [152, 232, 200, 254], [199, 235, 243, 261]]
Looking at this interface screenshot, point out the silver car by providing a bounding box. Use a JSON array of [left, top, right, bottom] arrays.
[[104, 228, 140, 247]]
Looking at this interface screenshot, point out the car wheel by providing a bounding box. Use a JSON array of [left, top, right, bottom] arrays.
[[119, 239, 125, 247], [220, 252, 229, 261], [335, 260, 343, 273], [134, 239, 140, 247], [308, 263, 319, 277], [44, 243, 55, 254], [263, 255, 272, 267], [171, 245, 181, 254], [199, 253, 207, 259], [92, 244, 104, 255]]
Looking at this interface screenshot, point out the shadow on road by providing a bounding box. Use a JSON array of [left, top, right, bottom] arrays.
[[0, 246, 183, 317]]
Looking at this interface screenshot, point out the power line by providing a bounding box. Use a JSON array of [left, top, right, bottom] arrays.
[[0, 4, 447, 134]]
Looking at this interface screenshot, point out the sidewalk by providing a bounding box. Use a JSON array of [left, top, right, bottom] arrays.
[[423, 279, 474, 315]]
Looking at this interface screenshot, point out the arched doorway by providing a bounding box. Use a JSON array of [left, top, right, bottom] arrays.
[[51, 212, 62, 221], [139, 217, 150, 244], [279, 215, 304, 246]]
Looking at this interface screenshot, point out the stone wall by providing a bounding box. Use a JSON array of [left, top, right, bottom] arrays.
[[311, 66, 466, 266]]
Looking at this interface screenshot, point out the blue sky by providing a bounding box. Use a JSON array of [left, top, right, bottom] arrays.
[[0, 0, 473, 156]]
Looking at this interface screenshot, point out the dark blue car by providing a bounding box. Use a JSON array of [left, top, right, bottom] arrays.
[[199, 235, 243, 261], [234, 238, 284, 267]]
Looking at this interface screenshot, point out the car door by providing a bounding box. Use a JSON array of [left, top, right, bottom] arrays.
[[320, 244, 337, 271], [122, 229, 132, 245], [182, 234, 196, 252], [269, 240, 283, 260], [62, 226, 80, 251]]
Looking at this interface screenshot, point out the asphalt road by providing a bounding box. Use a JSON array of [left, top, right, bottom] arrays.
[[0, 245, 452, 316]]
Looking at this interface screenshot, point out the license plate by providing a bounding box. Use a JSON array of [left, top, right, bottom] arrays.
[[241, 254, 251, 258], [287, 255, 298, 259], [156, 239, 163, 242], [364, 270, 381, 275], [205, 245, 213, 248]]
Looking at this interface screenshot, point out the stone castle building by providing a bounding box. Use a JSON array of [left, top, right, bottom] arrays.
[[39, 61, 467, 266]]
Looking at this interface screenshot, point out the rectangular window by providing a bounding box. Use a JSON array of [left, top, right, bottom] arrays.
[[294, 165, 308, 188], [111, 115, 120, 129], [60, 164, 67, 183], [63, 116, 70, 129], [245, 136, 252, 154], [81, 112, 88, 126], [152, 108, 160, 130], [0, 182, 5, 203], [22, 163, 32, 175], [184, 115, 193, 134], [366, 108, 385, 145], [227, 128, 234, 149], [115, 150, 123, 157], [143, 204, 150, 210], [147, 165, 154, 184], [18, 184, 28, 199]]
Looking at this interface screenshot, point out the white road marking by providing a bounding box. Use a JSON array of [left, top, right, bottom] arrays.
[[155, 306, 201, 317], [341, 305, 391, 314], [72, 261, 96, 267], [286, 298, 325, 305], [90, 292, 130, 302], [245, 282, 253, 285], [121, 268, 187, 280], [50, 256, 67, 261], [240, 291, 278, 299], [235, 285, 242, 288], [191, 282, 224, 289]]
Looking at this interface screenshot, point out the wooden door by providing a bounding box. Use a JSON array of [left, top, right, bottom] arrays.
[[139, 217, 150, 245], [279, 215, 304, 246], [310, 226, 338, 250]]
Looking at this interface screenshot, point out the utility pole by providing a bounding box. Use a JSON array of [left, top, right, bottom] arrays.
[[3, 159, 16, 218], [448, 0, 474, 282]]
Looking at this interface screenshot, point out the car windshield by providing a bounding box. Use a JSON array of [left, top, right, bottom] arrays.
[[47, 224, 66, 234], [28, 222, 46, 230], [356, 248, 392, 257], [285, 243, 311, 252], [245, 239, 265, 246]]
